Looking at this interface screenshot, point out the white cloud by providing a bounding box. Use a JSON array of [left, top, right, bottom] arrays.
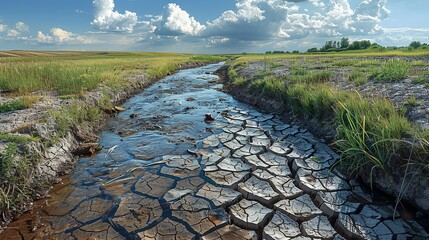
[[373, 27, 429, 46], [36, 28, 92, 44], [155, 3, 205, 36], [204, 0, 294, 41], [37, 31, 53, 43], [7, 29, 20, 37], [0, 24, 6, 32], [91, 0, 138, 33], [15, 22, 29, 32]]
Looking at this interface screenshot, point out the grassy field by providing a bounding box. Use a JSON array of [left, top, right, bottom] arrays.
[[227, 49, 429, 180], [0, 51, 226, 213], [0, 51, 225, 96]]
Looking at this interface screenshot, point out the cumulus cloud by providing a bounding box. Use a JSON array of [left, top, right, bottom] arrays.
[[91, 0, 138, 33], [15, 22, 29, 32], [36, 28, 92, 44], [7, 29, 20, 37], [278, 0, 390, 39], [154, 3, 205, 36], [0, 24, 7, 32], [204, 0, 294, 41]]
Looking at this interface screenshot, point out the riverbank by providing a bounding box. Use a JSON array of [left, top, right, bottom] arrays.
[[216, 55, 429, 215], [0, 52, 224, 231]]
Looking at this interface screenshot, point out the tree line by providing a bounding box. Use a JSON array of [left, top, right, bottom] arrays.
[[306, 38, 428, 53], [264, 39, 428, 54]]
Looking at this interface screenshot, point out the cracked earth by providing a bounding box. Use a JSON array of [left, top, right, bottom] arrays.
[[1, 63, 428, 240]]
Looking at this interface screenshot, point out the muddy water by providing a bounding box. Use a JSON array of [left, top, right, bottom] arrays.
[[1, 63, 428, 240]]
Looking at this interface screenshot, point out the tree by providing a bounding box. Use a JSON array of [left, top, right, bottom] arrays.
[[307, 47, 318, 53], [340, 37, 349, 49], [409, 41, 422, 49]]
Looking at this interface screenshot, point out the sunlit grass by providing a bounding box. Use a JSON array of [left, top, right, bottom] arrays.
[[0, 52, 226, 96]]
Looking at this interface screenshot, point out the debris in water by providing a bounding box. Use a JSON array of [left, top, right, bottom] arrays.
[[204, 113, 215, 123], [105, 145, 118, 157], [114, 106, 126, 112], [129, 113, 138, 118]]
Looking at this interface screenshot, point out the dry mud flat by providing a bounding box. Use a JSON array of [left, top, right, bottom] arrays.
[[2, 63, 428, 239]]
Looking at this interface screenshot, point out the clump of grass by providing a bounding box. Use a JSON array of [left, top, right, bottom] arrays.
[[348, 71, 367, 86], [405, 96, 422, 107], [334, 94, 412, 177], [290, 70, 333, 84], [290, 67, 309, 76], [411, 75, 429, 85], [249, 76, 287, 98], [410, 60, 427, 67], [0, 143, 32, 211], [0, 133, 40, 143], [373, 59, 409, 82], [286, 83, 338, 118], [46, 102, 101, 145], [0, 96, 40, 113]]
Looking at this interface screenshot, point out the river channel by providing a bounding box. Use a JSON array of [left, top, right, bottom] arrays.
[[1, 63, 428, 240]]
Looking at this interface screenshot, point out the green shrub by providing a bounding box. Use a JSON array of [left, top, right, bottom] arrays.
[[373, 59, 409, 82]]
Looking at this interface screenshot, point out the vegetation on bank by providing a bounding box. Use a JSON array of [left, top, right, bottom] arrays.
[[0, 51, 226, 215], [227, 51, 429, 182]]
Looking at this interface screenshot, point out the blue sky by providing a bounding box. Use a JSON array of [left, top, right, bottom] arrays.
[[0, 0, 428, 53]]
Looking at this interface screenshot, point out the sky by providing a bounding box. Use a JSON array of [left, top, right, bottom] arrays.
[[0, 0, 428, 53]]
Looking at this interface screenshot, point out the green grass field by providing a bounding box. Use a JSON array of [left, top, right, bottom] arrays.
[[0, 51, 225, 96]]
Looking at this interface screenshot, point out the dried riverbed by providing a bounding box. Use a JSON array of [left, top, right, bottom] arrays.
[[1, 63, 428, 239]]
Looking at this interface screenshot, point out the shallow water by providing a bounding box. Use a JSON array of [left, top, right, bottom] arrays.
[[1, 63, 428, 240]]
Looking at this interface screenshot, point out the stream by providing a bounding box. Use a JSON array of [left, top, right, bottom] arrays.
[[1, 63, 428, 240]]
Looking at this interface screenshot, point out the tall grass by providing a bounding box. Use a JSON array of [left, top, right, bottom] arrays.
[[0, 53, 225, 95], [289, 70, 333, 83], [249, 76, 287, 98], [334, 95, 412, 176], [372, 59, 409, 82]]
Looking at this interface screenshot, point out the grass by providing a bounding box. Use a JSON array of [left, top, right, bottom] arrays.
[[0, 144, 32, 211], [287, 83, 338, 118], [0, 52, 226, 95], [0, 96, 41, 113], [249, 76, 287, 98], [412, 75, 429, 85], [289, 70, 333, 83], [334, 95, 412, 176], [405, 96, 422, 107], [227, 52, 429, 185], [348, 71, 367, 86], [372, 59, 409, 82]]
